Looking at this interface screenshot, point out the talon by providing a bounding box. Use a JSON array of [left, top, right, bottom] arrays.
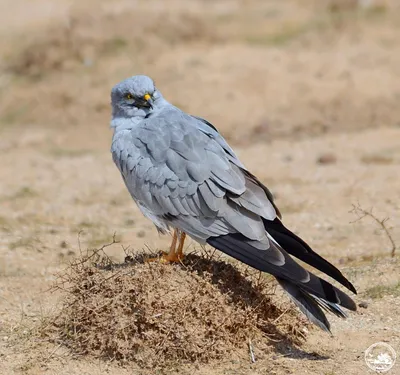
[[145, 230, 186, 264], [162, 252, 184, 263]]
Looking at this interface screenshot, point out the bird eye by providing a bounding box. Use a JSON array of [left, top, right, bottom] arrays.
[[125, 93, 134, 100]]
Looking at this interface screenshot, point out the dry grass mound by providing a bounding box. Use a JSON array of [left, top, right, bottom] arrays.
[[46, 246, 307, 369]]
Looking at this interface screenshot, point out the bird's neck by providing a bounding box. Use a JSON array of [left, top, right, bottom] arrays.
[[110, 117, 142, 132], [110, 98, 171, 133]]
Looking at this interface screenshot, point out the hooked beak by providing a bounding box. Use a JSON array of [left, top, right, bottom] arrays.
[[143, 93, 153, 109]]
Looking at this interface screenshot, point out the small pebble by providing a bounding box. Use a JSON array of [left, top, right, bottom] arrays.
[[317, 153, 337, 165], [125, 219, 135, 226], [137, 230, 146, 238], [358, 301, 369, 309]]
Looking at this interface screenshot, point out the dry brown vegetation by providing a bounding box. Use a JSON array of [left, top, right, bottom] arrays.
[[1, 1, 400, 374], [43, 246, 304, 370]]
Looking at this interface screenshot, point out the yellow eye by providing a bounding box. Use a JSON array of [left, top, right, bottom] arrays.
[[125, 93, 133, 100]]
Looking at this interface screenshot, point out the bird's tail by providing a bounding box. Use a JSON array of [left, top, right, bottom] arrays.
[[276, 278, 347, 333], [207, 228, 356, 333]]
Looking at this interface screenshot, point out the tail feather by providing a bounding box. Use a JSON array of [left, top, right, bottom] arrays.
[[207, 231, 357, 332], [277, 278, 333, 332], [312, 295, 348, 319]]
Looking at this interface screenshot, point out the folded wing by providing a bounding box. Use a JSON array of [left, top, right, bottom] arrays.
[[112, 111, 357, 332]]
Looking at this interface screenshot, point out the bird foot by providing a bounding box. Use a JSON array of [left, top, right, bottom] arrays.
[[146, 251, 184, 264]]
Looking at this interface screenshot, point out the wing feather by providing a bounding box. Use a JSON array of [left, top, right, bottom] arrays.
[[205, 179, 225, 198], [198, 182, 221, 212], [111, 114, 278, 239]]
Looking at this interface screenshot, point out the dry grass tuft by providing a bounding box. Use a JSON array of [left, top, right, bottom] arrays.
[[44, 244, 306, 369], [364, 281, 400, 299]]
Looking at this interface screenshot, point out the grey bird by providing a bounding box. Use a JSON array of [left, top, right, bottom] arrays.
[[110, 75, 357, 332]]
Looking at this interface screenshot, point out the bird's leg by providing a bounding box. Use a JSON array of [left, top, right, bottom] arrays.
[[146, 229, 184, 263], [165, 229, 178, 258], [146, 229, 178, 263], [176, 232, 186, 260], [162, 229, 184, 263]]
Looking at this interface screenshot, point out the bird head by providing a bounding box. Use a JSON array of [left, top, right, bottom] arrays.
[[110, 75, 163, 122]]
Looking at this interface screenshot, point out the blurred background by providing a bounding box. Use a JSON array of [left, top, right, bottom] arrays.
[[1, 0, 400, 146], [0, 1, 399, 373]]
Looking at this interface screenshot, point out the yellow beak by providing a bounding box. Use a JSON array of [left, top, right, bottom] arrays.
[[144, 93, 151, 102]]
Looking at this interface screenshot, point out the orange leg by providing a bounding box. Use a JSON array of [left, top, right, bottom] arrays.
[[168, 229, 178, 255], [176, 232, 186, 260], [163, 229, 181, 262], [146, 229, 184, 263]]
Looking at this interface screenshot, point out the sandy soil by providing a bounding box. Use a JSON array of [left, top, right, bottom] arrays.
[[0, 1, 399, 374]]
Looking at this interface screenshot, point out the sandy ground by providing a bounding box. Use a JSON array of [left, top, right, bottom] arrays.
[[0, 1, 400, 374]]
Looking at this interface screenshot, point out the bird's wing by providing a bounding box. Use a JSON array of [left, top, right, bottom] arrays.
[[189, 115, 355, 293], [112, 110, 356, 331], [192, 115, 282, 218], [191, 115, 245, 168], [111, 111, 277, 243]]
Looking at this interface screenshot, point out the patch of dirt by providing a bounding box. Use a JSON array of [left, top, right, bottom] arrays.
[[44, 249, 305, 369]]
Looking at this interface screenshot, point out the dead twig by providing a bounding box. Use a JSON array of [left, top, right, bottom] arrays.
[[248, 337, 256, 363], [272, 307, 291, 324], [350, 203, 396, 257]]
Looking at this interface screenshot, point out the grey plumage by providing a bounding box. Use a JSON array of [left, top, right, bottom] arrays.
[[110, 75, 357, 332]]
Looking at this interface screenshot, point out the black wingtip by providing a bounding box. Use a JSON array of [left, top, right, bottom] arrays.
[[207, 233, 357, 312], [264, 218, 357, 295]]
